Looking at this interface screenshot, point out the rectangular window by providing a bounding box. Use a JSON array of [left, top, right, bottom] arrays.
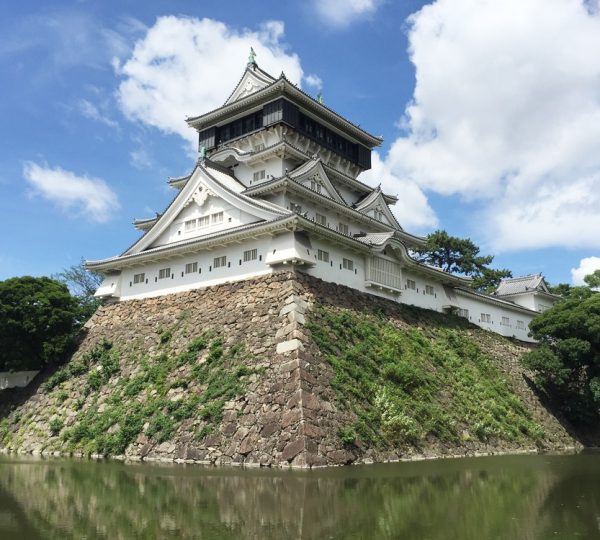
[[211, 212, 224, 225], [516, 320, 525, 330], [243, 249, 257, 262], [213, 256, 227, 268], [481, 313, 491, 323], [337, 222, 349, 235], [133, 273, 145, 284], [425, 285, 435, 295], [197, 215, 210, 228], [457, 308, 469, 318], [315, 213, 327, 226], [501, 316, 510, 326], [310, 180, 322, 193], [158, 268, 171, 279], [184, 219, 196, 232], [343, 258, 354, 271], [317, 249, 329, 263], [185, 262, 198, 274], [253, 169, 266, 182], [406, 279, 416, 290]]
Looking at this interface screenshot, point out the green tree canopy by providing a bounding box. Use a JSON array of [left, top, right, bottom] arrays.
[[0, 276, 82, 371], [584, 269, 600, 289], [523, 276, 600, 424], [413, 230, 512, 292]]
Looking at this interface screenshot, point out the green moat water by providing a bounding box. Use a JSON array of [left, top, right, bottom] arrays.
[[1, 453, 599, 539]]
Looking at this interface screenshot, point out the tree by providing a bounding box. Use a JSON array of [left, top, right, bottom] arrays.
[[53, 258, 103, 320], [0, 276, 82, 371], [584, 269, 600, 289], [522, 275, 600, 424], [413, 230, 512, 292]]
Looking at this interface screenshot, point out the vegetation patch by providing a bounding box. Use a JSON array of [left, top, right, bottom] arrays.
[[52, 332, 257, 456], [307, 305, 543, 449]]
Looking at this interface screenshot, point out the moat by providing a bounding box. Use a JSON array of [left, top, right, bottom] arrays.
[[1, 453, 599, 539]]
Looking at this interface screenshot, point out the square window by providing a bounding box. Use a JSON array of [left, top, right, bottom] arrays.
[[211, 212, 224, 225], [337, 222, 349, 235], [342, 258, 354, 271], [317, 249, 329, 263], [184, 219, 196, 232], [185, 262, 198, 274], [213, 256, 227, 268], [198, 216, 210, 228], [158, 268, 171, 279], [243, 249, 257, 262], [315, 213, 327, 226], [133, 273, 145, 284], [406, 279, 416, 290], [425, 285, 435, 295]]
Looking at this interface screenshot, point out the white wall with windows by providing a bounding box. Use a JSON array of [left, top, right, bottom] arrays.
[[118, 241, 269, 300], [114, 229, 538, 341]]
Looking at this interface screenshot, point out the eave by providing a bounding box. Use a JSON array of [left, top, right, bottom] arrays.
[[186, 77, 382, 149], [455, 287, 540, 315], [87, 216, 298, 272], [244, 177, 425, 246]]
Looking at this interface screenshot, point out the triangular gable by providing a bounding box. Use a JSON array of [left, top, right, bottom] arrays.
[[355, 187, 402, 230], [288, 159, 346, 204], [224, 66, 276, 105], [124, 163, 288, 256]]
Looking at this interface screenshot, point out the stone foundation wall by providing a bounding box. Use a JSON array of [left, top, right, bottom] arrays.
[[0, 271, 581, 467]]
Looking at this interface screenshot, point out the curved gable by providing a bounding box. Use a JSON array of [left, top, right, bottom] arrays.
[[124, 163, 289, 256], [288, 159, 345, 204]]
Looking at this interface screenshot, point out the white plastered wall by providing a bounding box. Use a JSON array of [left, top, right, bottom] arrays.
[[152, 196, 261, 247]]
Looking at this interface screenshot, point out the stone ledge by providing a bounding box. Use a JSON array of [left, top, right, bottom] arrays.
[[276, 339, 305, 354]]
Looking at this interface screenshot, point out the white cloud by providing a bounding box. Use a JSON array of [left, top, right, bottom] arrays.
[[0, 12, 140, 71], [571, 256, 600, 285], [23, 162, 118, 223], [358, 152, 437, 231], [77, 99, 118, 128], [312, 0, 383, 28], [130, 147, 152, 169], [379, 0, 600, 250], [115, 17, 303, 149], [304, 74, 323, 91]]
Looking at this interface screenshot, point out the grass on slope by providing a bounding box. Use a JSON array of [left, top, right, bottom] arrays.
[[306, 305, 544, 449], [0, 332, 257, 456]]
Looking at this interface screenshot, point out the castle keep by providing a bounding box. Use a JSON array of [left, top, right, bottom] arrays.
[[88, 54, 557, 341]]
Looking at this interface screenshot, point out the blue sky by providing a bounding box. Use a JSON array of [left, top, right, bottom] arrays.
[[1, 0, 599, 286]]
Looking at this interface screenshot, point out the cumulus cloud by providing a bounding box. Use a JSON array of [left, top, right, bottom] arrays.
[[115, 17, 303, 149], [379, 0, 600, 250], [23, 162, 118, 223], [359, 152, 437, 230], [571, 256, 600, 285], [312, 0, 383, 28]]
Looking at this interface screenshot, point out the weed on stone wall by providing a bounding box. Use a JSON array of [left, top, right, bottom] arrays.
[[307, 305, 544, 450]]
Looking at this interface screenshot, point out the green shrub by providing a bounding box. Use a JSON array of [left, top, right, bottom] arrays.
[[49, 418, 64, 436], [337, 426, 356, 445]]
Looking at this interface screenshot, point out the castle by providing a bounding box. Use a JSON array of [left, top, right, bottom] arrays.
[[88, 53, 558, 342]]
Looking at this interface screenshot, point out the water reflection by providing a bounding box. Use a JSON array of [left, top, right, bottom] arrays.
[[1, 454, 599, 539]]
